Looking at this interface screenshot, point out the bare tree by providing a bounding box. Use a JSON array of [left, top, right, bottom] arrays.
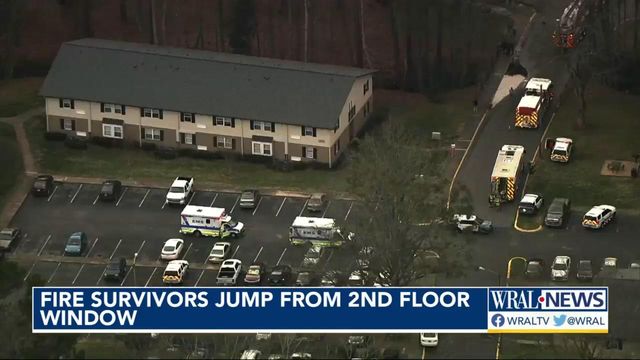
[[561, 335, 602, 359], [0, 0, 26, 79], [217, 0, 225, 51], [568, 54, 591, 129], [303, 0, 309, 62], [360, 0, 372, 68], [160, 0, 168, 45], [150, 0, 158, 44]]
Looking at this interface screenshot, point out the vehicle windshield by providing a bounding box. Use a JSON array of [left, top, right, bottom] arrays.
[[271, 270, 282, 275], [526, 263, 540, 272], [164, 270, 178, 277], [579, 263, 591, 271], [34, 180, 47, 189], [552, 262, 567, 270], [308, 197, 322, 205], [169, 186, 184, 193], [0, 232, 12, 240], [219, 270, 235, 277], [108, 262, 121, 270], [422, 333, 436, 338], [102, 183, 114, 192], [68, 236, 81, 245], [247, 266, 260, 275], [211, 249, 224, 257], [241, 192, 254, 199], [525, 89, 541, 96], [584, 215, 597, 222], [226, 220, 237, 227], [548, 204, 563, 214], [163, 245, 175, 252], [297, 273, 310, 282], [552, 149, 567, 156]]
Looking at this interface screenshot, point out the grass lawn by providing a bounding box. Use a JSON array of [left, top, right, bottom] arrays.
[[75, 337, 135, 359], [515, 212, 544, 230], [0, 77, 43, 117], [0, 122, 23, 213], [25, 115, 351, 194], [527, 85, 640, 212], [378, 87, 476, 146]]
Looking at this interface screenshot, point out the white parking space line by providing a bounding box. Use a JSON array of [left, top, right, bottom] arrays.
[[135, 240, 146, 257], [116, 187, 128, 207], [187, 192, 196, 205], [86, 237, 99, 257], [209, 193, 219, 206], [276, 198, 287, 217], [195, 269, 206, 287], [161, 199, 167, 209], [344, 202, 354, 221], [97, 266, 108, 285], [252, 197, 264, 216], [276, 248, 287, 266], [144, 268, 157, 287], [322, 201, 332, 218], [231, 245, 240, 258], [72, 264, 85, 285], [182, 243, 193, 259], [299, 200, 309, 216], [23, 262, 36, 282], [230, 195, 240, 213], [47, 262, 62, 284], [47, 186, 58, 202], [138, 189, 150, 208], [70, 184, 83, 204], [37, 234, 52, 257], [253, 246, 264, 263], [93, 193, 100, 205], [109, 239, 123, 260], [120, 267, 133, 286]]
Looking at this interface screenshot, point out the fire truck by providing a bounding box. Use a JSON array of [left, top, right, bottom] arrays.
[[489, 145, 526, 207], [552, 0, 590, 49], [515, 78, 553, 129]]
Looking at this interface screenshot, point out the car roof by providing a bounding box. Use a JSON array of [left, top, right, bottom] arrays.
[[36, 175, 52, 180], [554, 256, 570, 262], [0, 228, 16, 235], [213, 242, 230, 248], [310, 193, 325, 199], [579, 259, 592, 264], [521, 194, 539, 202], [165, 260, 188, 270], [222, 259, 241, 266], [165, 238, 182, 246]]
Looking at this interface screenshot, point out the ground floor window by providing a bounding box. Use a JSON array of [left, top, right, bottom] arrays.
[[63, 119, 74, 131], [184, 133, 193, 145], [252, 141, 272, 156], [216, 136, 233, 149], [305, 147, 315, 159], [103, 124, 123, 139], [144, 128, 162, 141]]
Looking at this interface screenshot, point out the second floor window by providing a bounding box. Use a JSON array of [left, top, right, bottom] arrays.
[[143, 108, 162, 119], [181, 112, 194, 123], [348, 101, 356, 121], [302, 126, 316, 137], [103, 103, 124, 114], [215, 116, 234, 127], [363, 80, 370, 95], [251, 121, 274, 132], [60, 99, 74, 109]]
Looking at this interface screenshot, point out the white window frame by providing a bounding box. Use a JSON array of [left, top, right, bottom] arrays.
[[62, 99, 72, 108], [253, 121, 263, 131], [63, 119, 73, 131], [181, 112, 194, 123], [252, 141, 272, 156], [184, 133, 194, 145], [303, 126, 314, 136], [102, 124, 123, 139], [144, 128, 161, 141], [363, 80, 369, 94], [305, 147, 315, 159], [263, 122, 272, 131], [104, 103, 123, 114], [143, 108, 160, 118], [252, 121, 272, 131], [217, 136, 233, 149], [215, 116, 232, 127]]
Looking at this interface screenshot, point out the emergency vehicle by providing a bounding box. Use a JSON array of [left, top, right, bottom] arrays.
[[162, 260, 189, 285], [550, 137, 573, 162], [179, 205, 244, 238], [582, 205, 616, 229], [289, 217, 353, 247], [515, 78, 553, 129], [489, 145, 526, 207], [552, 0, 589, 49]]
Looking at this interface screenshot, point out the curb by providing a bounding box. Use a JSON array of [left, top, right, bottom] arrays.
[[513, 211, 543, 233]]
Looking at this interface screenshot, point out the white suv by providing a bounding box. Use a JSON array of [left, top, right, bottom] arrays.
[[582, 205, 616, 229], [163, 260, 189, 285], [551, 256, 571, 281], [217, 259, 242, 286]]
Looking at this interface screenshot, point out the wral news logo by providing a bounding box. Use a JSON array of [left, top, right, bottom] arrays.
[[487, 287, 609, 333]]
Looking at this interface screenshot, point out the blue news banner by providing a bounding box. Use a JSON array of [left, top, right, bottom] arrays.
[[32, 287, 609, 333]]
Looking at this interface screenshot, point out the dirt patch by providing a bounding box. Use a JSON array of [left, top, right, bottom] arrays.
[[600, 160, 639, 177]]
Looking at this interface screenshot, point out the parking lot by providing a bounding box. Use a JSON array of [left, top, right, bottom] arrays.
[[9, 181, 368, 288]]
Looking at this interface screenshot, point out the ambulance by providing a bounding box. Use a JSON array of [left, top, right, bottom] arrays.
[[289, 216, 353, 247], [179, 205, 244, 238], [489, 145, 526, 207]]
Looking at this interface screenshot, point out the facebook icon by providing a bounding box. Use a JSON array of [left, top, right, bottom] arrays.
[[491, 314, 505, 328]]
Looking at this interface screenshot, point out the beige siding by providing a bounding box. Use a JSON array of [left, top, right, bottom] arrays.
[[288, 143, 331, 164], [332, 75, 373, 143], [47, 115, 89, 134], [141, 127, 177, 147]]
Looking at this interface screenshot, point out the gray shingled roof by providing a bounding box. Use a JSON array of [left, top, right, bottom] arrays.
[[40, 38, 376, 129]]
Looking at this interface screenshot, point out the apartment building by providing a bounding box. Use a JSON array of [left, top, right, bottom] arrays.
[[39, 38, 376, 168]]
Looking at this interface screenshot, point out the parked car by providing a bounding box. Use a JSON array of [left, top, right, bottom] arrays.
[[99, 180, 122, 201], [64, 232, 87, 256], [296, 271, 319, 286], [601, 257, 618, 272], [306, 193, 326, 212], [244, 263, 266, 285], [301, 246, 324, 268], [545, 198, 571, 228], [32, 175, 54, 197], [239, 189, 260, 209], [162, 260, 189, 285], [161, 239, 184, 260], [268, 265, 293, 285], [290, 353, 312, 359], [321, 270, 345, 287], [451, 214, 493, 234], [217, 259, 243, 286], [576, 260, 593, 281], [420, 333, 439, 347], [208, 242, 231, 263], [0, 227, 21, 252], [518, 194, 544, 215], [525, 258, 546, 279], [551, 255, 571, 281], [104, 257, 127, 281], [582, 205, 616, 229]]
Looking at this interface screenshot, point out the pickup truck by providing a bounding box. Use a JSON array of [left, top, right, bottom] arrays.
[[165, 177, 194, 206], [217, 259, 242, 286]]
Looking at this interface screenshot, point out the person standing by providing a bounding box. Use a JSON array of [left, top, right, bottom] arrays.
[[473, 99, 478, 113]]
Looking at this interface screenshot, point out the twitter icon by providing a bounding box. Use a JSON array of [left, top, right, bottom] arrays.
[[553, 315, 567, 327]]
